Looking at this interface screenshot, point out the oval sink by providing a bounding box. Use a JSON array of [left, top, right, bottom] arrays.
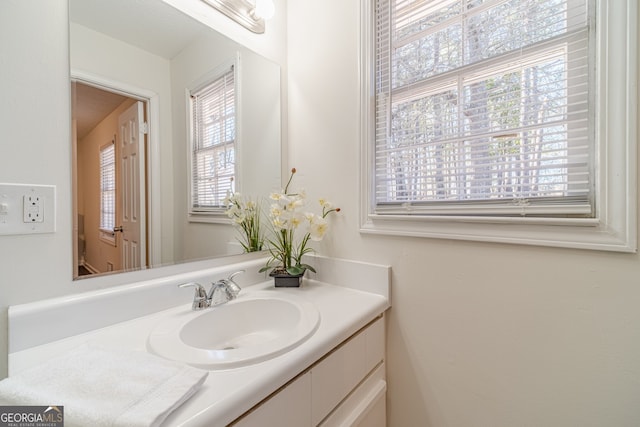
[[147, 291, 320, 369]]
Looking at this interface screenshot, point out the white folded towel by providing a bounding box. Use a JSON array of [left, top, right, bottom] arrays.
[[0, 343, 208, 427]]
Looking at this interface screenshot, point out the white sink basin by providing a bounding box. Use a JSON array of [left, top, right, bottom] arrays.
[[147, 291, 320, 369]]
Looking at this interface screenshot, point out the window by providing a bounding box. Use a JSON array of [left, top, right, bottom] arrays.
[[361, 0, 637, 251], [99, 140, 116, 245], [189, 63, 237, 218]]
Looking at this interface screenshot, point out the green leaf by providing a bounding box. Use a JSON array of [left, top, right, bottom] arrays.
[[286, 266, 305, 276], [299, 263, 316, 273], [258, 266, 272, 273]]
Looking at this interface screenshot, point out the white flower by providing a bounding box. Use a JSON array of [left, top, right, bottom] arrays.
[[272, 217, 286, 230], [261, 168, 340, 272], [289, 213, 304, 229], [224, 192, 264, 253], [286, 196, 305, 212], [319, 198, 332, 209], [307, 215, 328, 241], [270, 204, 283, 218]]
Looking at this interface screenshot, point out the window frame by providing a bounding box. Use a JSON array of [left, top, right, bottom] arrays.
[[187, 55, 241, 224], [359, 0, 637, 252]]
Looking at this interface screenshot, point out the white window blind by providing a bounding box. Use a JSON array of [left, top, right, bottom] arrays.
[[190, 65, 236, 211], [99, 141, 116, 233], [375, 0, 593, 217]]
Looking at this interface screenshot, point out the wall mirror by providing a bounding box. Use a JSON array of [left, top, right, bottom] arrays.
[[70, 0, 281, 280]]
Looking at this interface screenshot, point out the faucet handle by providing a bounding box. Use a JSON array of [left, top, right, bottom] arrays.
[[226, 270, 244, 297], [228, 270, 244, 281], [178, 282, 209, 310]]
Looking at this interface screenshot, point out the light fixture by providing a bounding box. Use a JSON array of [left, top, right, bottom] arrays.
[[201, 0, 275, 34], [253, 0, 275, 20]]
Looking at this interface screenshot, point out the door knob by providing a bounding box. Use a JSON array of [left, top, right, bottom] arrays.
[[113, 226, 123, 232]]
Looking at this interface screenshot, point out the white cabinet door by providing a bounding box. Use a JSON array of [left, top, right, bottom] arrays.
[[312, 330, 368, 425], [319, 364, 386, 427], [312, 317, 385, 426], [233, 372, 312, 427]]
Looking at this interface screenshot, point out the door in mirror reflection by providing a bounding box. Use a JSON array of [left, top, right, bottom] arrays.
[[72, 81, 150, 278], [119, 100, 146, 271]]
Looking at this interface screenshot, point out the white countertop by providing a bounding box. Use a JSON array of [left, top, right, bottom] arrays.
[[8, 279, 390, 427]]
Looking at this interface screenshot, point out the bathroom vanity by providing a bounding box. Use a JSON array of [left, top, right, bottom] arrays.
[[6, 256, 390, 426], [233, 315, 385, 427]]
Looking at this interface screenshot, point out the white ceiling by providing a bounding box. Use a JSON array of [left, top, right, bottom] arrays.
[[70, 0, 211, 139], [73, 83, 129, 140], [70, 0, 208, 59]]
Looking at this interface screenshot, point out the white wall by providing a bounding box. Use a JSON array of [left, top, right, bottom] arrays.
[[0, 0, 74, 379], [287, 1, 640, 426]]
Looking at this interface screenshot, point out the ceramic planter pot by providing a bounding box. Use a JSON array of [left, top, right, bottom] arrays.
[[269, 268, 305, 288]]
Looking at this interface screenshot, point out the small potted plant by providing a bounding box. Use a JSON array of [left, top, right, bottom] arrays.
[[225, 193, 264, 253], [259, 168, 340, 287]]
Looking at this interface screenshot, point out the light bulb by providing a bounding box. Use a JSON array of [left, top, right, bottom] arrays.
[[254, 0, 275, 20]]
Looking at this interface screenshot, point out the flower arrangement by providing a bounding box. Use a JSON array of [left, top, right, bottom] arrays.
[[224, 193, 264, 253], [259, 168, 340, 276]]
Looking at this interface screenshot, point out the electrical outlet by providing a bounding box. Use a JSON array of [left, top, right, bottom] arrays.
[[0, 183, 55, 235], [23, 195, 44, 223]]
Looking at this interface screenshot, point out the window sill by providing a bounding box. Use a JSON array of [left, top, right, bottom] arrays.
[[360, 214, 636, 253], [99, 231, 116, 247], [188, 212, 232, 224]]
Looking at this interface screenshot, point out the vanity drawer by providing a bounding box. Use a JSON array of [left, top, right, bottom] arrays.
[[234, 372, 312, 427], [319, 363, 386, 427], [311, 316, 385, 425]]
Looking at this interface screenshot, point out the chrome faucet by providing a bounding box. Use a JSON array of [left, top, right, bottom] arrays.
[[179, 270, 244, 310]]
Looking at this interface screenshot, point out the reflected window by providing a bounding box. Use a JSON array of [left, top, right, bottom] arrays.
[[99, 140, 116, 245], [189, 64, 236, 213]]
